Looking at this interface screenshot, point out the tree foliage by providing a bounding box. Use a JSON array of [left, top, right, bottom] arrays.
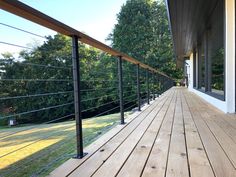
[[0, 35, 119, 125], [0, 0, 183, 125], [108, 0, 183, 79]]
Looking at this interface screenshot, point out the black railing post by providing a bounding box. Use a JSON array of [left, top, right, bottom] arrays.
[[136, 64, 141, 111], [72, 35, 86, 159], [160, 75, 163, 94], [164, 77, 167, 91], [146, 69, 150, 104], [156, 73, 159, 96], [168, 78, 170, 89], [118, 56, 124, 124], [162, 76, 165, 93], [167, 78, 169, 90], [153, 71, 156, 100], [163, 77, 166, 92]]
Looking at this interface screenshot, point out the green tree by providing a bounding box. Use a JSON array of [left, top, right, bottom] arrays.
[[108, 0, 183, 79], [0, 35, 74, 124], [0, 34, 120, 125], [108, 0, 153, 64]]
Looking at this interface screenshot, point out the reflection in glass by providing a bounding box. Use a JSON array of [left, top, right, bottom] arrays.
[[211, 48, 224, 95], [200, 44, 205, 90], [209, 0, 224, 96]]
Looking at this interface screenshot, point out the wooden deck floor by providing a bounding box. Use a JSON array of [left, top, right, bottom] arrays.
[[49, 87, 236, 177]]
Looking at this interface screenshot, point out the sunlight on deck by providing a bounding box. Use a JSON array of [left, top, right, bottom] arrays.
[[50, 87, 236, 177]]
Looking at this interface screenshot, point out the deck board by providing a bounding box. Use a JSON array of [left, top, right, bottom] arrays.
[[187, 91, 236, 169], [68, 91, 172, 177], [181, 91, 215, 177], [165, 90, 189, 177], [185, 91, 236, 177], [91, 94, 168, 177], [49, 87, 236, 177], [115, 90, 175, 177], [142, 89, 176, 177], [213, 115, 236, 143]]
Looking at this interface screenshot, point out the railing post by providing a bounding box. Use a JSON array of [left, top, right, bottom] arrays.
[[136, 64, 141, 111], [153, 71, 156, 100], [162, 76, 165, 93], [118, 56, 124, 124], [163, 77, 166, 92], [167, 78, 170, 90], [72, 35, 86, 159], [160, 75, 163, 94], [169, 79, 171, 89], [164, 77, 167, 91], [156, 73, 159, 96], [146, 69, 150, 104]]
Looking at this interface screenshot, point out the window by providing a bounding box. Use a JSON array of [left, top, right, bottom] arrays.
[[200, 43, 205, 90], [208, 0, 224, 96], [197, 43, 206, 90], [194, 0, 225, 100], [193, 51, 196, 88]]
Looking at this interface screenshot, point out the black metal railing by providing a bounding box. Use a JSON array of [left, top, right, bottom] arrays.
[[0, 1, 174, 176]]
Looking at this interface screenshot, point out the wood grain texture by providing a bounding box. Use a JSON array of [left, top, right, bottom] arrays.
[[49, 88, 236, 177], [49, 91, 170, 177], [181, 91, 215, 177], [142, 90, 177, 177], [185, 92, 236, 177], [165, 89, 189, 177], [115, 90, 175, 177]]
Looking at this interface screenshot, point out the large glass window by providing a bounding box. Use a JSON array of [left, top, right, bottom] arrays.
[[193, 51, 196, 88], [209, 0, 224, 96], [195, 0, 225, 99], [197, 43, 205, 90], [200, 44, 205, 90]]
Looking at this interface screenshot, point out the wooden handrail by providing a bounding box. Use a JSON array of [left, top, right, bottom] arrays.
[[0, 0, 172, 79]]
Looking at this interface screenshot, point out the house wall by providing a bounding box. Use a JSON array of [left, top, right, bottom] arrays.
[[225, 0, 235, 113], [187, 54, 227, 112], [186, 0, 235, 113]]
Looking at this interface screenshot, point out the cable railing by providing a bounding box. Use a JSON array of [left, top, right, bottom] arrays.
[[0, 1, 175, 177]]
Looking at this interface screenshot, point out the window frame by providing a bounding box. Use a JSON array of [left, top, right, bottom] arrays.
[[193, 0, 225, 101]]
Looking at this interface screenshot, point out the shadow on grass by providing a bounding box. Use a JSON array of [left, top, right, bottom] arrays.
[[0, 123, 75, 148], [0, 116, 119, 177]]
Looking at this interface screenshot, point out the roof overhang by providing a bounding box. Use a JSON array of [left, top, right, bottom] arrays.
[[165, 0, 219, 67]]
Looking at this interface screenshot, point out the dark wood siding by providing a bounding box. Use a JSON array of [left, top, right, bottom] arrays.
[[166, 0, 219, 62]]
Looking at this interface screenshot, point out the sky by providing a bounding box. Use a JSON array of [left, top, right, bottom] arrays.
[[0, 0, 127, 56]]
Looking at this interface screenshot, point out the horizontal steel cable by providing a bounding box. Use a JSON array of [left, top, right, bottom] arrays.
[[0, 41, 33, 50], [1, 78, 72, 82], [80, 87, 118, 92], [81, 92, 118, 102], [81, 99, 119, 112], [124, 102, 137, 112], [0, 91, 73, 100], [90, 105, 120, 118], [0, 113, 75, 140], [0, 22, 46, 39], [0, 59, 72, 69], [0, 102, 74, 120]]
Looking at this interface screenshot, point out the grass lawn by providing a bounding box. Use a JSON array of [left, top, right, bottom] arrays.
[[0, 113, 129, 177]]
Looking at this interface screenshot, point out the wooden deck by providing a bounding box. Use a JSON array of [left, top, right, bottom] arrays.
[[49, 87, 236, 177]]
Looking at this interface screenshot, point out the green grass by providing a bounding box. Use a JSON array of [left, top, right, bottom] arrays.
[[0, 113, 130, 177]]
